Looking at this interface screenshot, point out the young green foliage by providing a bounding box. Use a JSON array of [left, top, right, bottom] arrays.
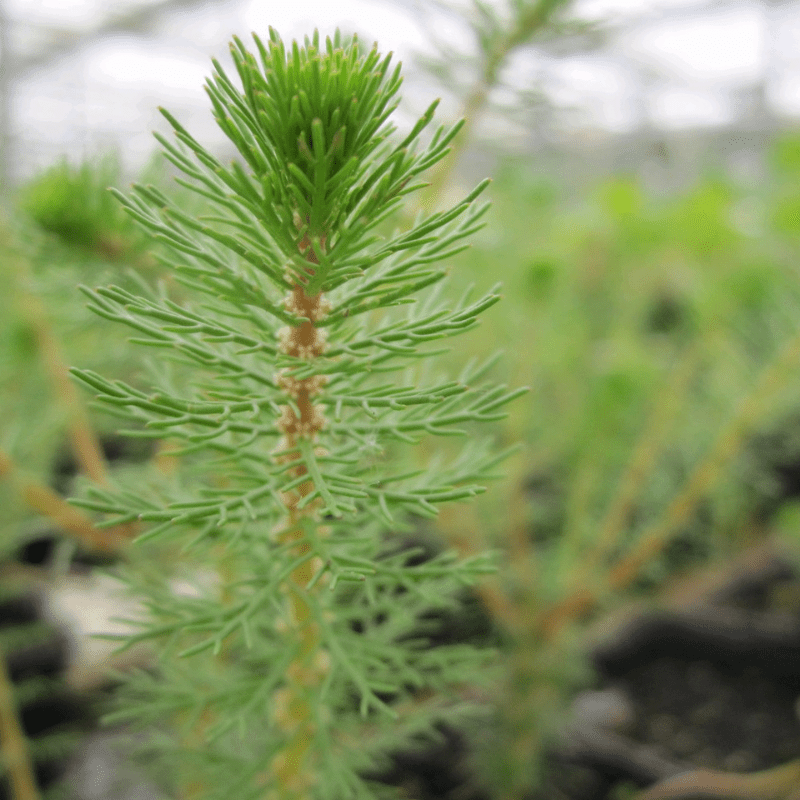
[[71, 28, 522, 800]]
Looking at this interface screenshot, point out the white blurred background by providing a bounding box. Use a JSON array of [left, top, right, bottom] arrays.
[[1, 0, 799, 186]]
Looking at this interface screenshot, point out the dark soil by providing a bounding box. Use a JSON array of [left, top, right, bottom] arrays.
[[539, 549, 800, 799]]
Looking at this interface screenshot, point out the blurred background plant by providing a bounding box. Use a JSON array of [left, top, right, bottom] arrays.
[[3, 0, 800, 798]]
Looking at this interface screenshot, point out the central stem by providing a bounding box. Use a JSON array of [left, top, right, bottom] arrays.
[[267, 245, 330, 799]]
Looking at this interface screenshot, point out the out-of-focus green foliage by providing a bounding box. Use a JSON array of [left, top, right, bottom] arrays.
[[456, 134, 800, 543], [771, 135, 800, 237], [438, 130, 800, 794], [0, 156, 171, 558], [16, 154, 151, 261], [4, 128, 800, 797], [461, 133, 800, 488]]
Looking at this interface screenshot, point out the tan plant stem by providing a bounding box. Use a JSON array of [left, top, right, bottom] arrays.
[[3, 221, 108, 486], [268, 248, 330, 800], [16, 287, 109, 488], [538, 328, 800, 638], [0, 447, 126, 555], [424, 0, 569, 202], [0, 642, 39, 800]]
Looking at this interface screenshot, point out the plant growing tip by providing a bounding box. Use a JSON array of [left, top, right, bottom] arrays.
[[72, 28, 522, 800]]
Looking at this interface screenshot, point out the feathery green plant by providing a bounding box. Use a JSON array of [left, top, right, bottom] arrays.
[[69, 28, 523, 800]]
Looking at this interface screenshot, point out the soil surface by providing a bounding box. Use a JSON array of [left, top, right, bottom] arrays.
[[541, 547, 800, 799]]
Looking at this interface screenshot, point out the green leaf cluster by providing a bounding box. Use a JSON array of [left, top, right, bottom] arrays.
[[16, 154, 148, 260]]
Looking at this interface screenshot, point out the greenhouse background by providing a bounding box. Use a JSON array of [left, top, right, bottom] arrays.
[[2, 0, 800, 186], [3, 1, 800, 799]]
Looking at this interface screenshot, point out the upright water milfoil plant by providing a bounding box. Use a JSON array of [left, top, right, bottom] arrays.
[[71, 28, 524, 800]]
